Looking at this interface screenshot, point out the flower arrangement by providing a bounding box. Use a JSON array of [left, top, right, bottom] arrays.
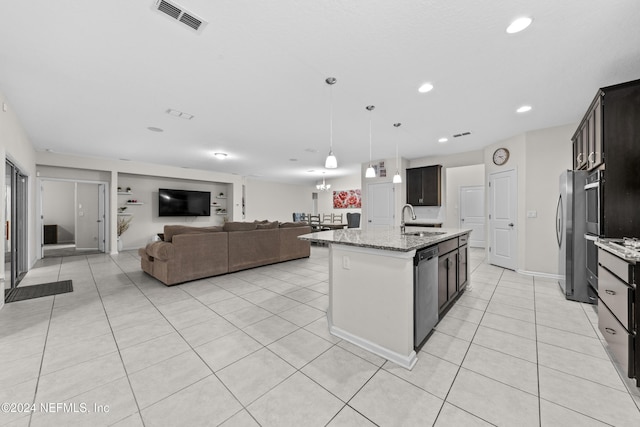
[[117, 216, 133, 237]]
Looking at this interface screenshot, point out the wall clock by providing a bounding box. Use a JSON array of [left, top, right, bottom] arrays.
[[493, 148, 510, 165]]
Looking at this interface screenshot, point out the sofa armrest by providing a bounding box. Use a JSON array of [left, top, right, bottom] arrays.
[[146, 241, 174, 261]]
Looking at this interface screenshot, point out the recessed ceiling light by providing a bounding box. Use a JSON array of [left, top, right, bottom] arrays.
[[213, 152, 228, 159], [506, 17, 533, 34], [418, 82, 434, 93], [289, 158, 298, 162], [438, 138, 448, 143], [147, 126, 164, 132], [516, 105, 532, 113], [305, 148, 319, 153]]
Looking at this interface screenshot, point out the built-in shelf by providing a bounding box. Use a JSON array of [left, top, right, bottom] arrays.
[[126, 202, 144, 205], [118, 191, 132, 195]]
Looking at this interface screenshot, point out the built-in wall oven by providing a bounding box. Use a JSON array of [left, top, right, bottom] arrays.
[[585, 170, 604, 293], [585, 170, 604, 235]]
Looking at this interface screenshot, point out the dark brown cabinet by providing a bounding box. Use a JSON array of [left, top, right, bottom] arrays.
[[574, 79, 640, 238], [437, 233, 469, 313], [573, 94, 604, 171], [406, 165, 442, 206]]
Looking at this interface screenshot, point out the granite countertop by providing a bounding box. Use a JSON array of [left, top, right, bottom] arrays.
[[595, 239, 640, 263], [298, 227, 471, 252]]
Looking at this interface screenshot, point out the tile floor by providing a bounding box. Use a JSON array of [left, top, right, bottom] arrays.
[[1, 246, 640, 426]]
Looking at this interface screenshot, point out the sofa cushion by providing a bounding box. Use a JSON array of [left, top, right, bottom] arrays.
[[146, 241, 174, 260], [279, 221, 308, 228], [256, 221, 279, 229], [223, 222, 258, 232], [164, 225, 223, 242]]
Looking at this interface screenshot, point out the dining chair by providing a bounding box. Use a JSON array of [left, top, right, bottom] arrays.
[[322, 213, 332, 223], [346, 212, 361, 228], [332, 213, 343, 223]]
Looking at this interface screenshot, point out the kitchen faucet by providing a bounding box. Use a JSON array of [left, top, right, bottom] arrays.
[[400, 204, 417, 234]]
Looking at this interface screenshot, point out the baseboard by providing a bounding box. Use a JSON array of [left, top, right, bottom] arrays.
[[516, 269, 561, 280], [329, 324, 417, 370]]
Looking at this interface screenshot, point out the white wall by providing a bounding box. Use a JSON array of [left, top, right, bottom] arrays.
[[116, 173, 230, 250], [316, 173, 362, 221], [244, 178, 312, 223], [444, 164, 485, 229], [524, 124, 574, 274], [1, 92, 37, 309], [42, 180, 75, 243], [36, 152, 243, 254]]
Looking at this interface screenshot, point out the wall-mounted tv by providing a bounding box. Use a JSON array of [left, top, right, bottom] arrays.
[[158, 188, 211, 217]]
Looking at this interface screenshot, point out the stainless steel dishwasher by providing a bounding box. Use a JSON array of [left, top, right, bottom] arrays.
[[414, 246, 439, 348]]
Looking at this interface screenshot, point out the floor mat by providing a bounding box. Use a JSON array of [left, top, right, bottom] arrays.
[[4, 280, 73, 303]]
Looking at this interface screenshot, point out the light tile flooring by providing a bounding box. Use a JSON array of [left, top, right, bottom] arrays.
[[1, 247, 640, 426]]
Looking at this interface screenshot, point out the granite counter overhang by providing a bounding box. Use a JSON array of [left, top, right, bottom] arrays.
[[298, 227, 472, 253]]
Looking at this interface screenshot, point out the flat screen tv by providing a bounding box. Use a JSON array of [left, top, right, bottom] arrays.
[[158, 188, 211, 217]]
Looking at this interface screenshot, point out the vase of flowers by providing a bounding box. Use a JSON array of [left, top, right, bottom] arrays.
[[117, 216, 133, 251]]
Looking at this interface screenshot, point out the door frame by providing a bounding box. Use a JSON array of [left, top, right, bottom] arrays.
[[5, 159, 29, 288], [37, 178, 110, 258], [488, 168, 518, 270], [459, 185, 486, 248]]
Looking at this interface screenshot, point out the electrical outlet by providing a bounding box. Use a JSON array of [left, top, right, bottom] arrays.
[[342, 255, 350, 270], [527, 210, 537, 218]]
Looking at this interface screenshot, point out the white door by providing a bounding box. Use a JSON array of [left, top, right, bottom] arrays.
[[489, 169, 517, 270], [460, 185, 485, 248], [98, 184, 106, 252], [367, 182, 394, 230]]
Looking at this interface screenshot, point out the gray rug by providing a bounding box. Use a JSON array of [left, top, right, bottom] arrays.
[[4, 280, 73, 303]]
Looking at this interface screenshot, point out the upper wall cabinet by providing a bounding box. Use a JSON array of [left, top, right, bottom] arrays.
[[406, 165, 442, 206], [572, 93, 603, 171]]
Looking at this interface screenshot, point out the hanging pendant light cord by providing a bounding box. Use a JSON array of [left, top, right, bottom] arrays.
[[329, 84, 333, 152]]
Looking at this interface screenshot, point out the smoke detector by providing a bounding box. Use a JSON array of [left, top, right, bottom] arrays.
[[152, 0, 207, 34]]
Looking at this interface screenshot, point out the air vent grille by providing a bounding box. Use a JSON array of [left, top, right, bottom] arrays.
[[153, 0, 207, 33], [180, 13, 202, 30], [157, 1, 180, 19]]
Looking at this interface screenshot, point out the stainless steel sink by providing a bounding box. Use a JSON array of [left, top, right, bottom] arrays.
[[402, 231, 446, 237]]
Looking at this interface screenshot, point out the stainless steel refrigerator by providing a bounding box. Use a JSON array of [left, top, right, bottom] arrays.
[[556, 170, 590, 303]]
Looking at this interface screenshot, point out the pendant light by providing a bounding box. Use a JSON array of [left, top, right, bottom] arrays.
[[365, 105, 376, 178], [316, 172, 331, 191], [393, 123, 402, 184], [324, 77, 338, 169]]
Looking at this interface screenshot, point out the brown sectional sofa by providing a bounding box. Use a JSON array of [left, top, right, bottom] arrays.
[[139, 221, 311, 286]]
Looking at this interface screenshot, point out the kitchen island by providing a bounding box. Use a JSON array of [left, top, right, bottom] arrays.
[[299, 227, 470, 369]]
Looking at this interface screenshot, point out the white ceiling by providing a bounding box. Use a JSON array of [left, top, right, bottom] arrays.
[[1, 0, 639, 184]]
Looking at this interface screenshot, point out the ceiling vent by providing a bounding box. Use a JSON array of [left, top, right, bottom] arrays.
[[453, 132, 472, 138], [152, 0, 207, 34]]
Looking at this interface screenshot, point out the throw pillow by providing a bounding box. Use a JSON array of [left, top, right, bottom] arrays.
[[279, 221, 308, 228]]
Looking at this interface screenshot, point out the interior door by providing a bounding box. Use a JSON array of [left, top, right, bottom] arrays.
[[367, 182, 394, 230], [98, 183, 106, 252], [459, 185, 485, 248], [489, 169, 517, 270]]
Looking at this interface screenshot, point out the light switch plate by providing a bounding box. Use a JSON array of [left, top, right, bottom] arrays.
[[527, 210, 537, 218]]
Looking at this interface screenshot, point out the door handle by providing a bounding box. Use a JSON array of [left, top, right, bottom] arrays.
[[605, 289, 615, 295], [605, 327, 616, 335], [368, 220, 372, 223], [508, 223, 514, 227]]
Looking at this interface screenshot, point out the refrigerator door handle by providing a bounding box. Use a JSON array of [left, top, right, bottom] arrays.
[[556, 194, 563, 247]]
